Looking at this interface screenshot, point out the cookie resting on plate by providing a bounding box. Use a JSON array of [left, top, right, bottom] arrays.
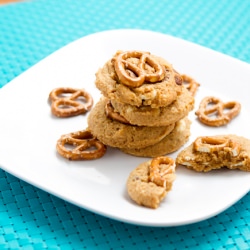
[[127, 156, 176, 209], [176, 135, 250, 172]]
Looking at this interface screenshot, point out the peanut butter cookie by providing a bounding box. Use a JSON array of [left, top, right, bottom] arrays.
[[176, 135, 250, 172], [87, 97, 175, 149], [111, 86, 194, 126], [127, 156, 176, 209], [121, 117, 191, 157], [95, 51, 182, 108]]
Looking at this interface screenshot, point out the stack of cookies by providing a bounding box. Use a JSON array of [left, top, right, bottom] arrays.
[[87, 50, 194, 157]]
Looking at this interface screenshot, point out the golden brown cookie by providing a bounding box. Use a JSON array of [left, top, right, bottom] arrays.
[[121, 117, 191, 157], [87, 97, 175, 149], [95, 51, 182, 108], [127, 156, 176, 209], [176, 135, 250, 172], [111, 86, 194, 126]]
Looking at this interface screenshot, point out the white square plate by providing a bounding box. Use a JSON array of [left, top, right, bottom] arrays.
[[0, 29, 249, 227]]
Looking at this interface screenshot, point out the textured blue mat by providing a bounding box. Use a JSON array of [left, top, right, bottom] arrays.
[[0, 0, 249, 249]]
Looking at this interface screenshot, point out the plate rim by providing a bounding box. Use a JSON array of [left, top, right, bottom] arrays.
[[0, 28, 250, 227]]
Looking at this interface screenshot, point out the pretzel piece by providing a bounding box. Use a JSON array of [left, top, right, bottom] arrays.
[[181, 74, 200, 96], [195, 96, 241, 126], [149, 156, 176, 188], [113, 51, 165, 87], [49, 87, 93, 117], [194, 136, 241, 157], [105, 100, 130, 124], [56, 130, 106, 160]]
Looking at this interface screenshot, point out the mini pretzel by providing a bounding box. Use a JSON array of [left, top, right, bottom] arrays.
[[149, 156, 176, 188], [49, 87, 93, 117], [56, 130, 106, 160], [105, 100, 130, 124], [194, 136, 241, 157], [195, 96, 241, 126], [181, 74, 200, 96], [113, 51, 165, 87]]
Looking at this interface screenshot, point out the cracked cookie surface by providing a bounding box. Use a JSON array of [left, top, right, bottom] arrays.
[[176, 135, 250, 172], [95, 54, 182, 108]]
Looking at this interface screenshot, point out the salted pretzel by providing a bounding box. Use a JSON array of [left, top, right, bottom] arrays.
[[56, 130, 106, 160], [113, 51, 165, 88], [105, 100, 130, 124], [149, 156, 176, 188], [49, 87, 93, 117], [195, 96, 241, 126], [194, 136, 241, 157], [181, 74, 200, 96]]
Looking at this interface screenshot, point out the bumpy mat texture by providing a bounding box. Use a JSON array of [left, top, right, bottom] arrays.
[[0, 0, 249, 249]]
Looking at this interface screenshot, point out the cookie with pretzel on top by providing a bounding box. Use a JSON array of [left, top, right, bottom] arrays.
[[127, 156, 176, 209], [176, 135, 250, 172], [95, 50, 183, 108], [89, 50, 196, 157]]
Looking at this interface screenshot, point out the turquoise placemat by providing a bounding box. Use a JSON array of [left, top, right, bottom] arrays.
[[0, 0, 249, 249]]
